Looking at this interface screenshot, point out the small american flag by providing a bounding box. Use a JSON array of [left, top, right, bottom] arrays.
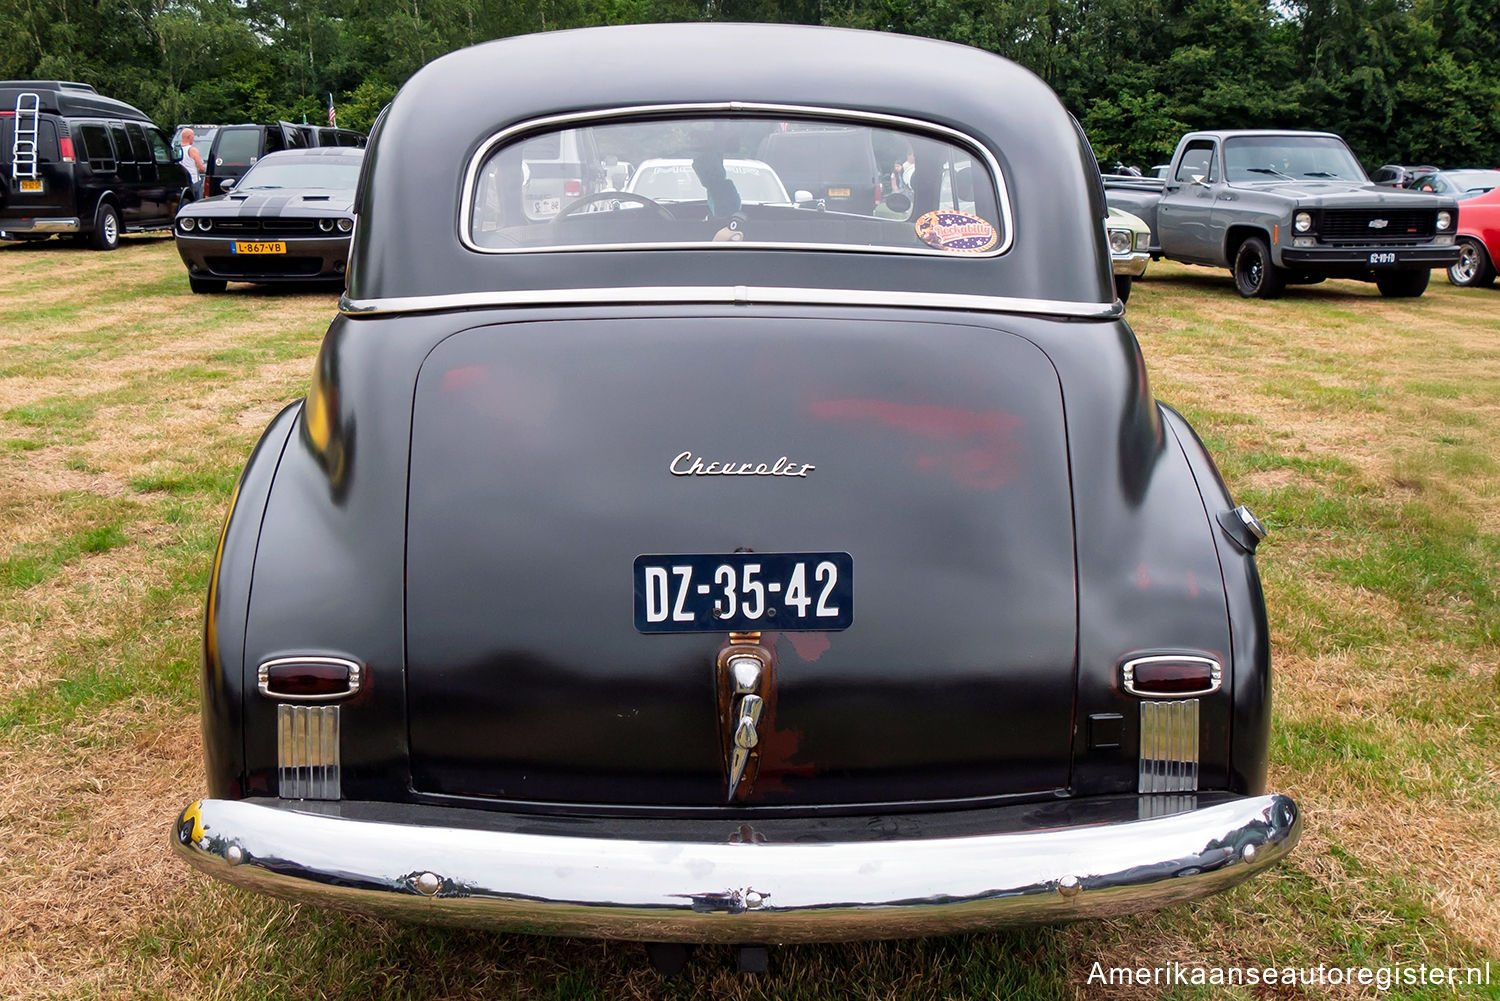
[[327, 93, 337, 127]]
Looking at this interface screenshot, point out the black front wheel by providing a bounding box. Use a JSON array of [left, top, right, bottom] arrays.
[[1375, 269, 1430, 298], [87, 202, 121, 251], [1447, 237, 1496, 288], [1233, 236, 1285, 299], [188, 276, 227, 294], [1113, 275, 1132, 304]]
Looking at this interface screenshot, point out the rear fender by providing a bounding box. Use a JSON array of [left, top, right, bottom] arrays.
[[202, 401, 300, 797]]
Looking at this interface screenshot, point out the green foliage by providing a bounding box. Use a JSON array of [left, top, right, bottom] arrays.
[[1, 0, 1496, 167]]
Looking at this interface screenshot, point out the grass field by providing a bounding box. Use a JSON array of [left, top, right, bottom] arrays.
[[1, 236, 1496, 1000]]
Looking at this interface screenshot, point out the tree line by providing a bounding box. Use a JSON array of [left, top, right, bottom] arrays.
[[1, 0, 1497, 171]]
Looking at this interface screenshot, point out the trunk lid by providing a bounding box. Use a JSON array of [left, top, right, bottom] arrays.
[[405, 314, 1079, 807]]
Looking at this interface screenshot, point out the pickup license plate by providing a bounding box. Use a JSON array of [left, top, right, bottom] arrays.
[[827, 187, 852, 198], [18, 179, 42, 193], [1368, 251, 1398, 266], [634, 552, 853, 633], [232, 241, 286, 255]]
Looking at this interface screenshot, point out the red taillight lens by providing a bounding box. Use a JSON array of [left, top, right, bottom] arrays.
[[563, 179, 583, 197], [59, 137, 75, 163], [1122, 655, 1221, 697], [257, 657, 362, 701]]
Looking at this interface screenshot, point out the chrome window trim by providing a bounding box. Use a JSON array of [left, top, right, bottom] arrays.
[[257, 655, 364, 703], [339, 286, 1122, 319], [458, 102, 1015, 258], [1121, 654, 1223, 698]]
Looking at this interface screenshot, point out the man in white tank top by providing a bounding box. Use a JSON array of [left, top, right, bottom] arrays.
[[179, 128, 206, 199]]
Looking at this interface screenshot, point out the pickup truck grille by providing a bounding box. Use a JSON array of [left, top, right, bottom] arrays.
[[1318, 209, 1435, 244]]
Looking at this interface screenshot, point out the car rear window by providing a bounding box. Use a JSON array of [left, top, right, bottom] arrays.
[[215, 128, 260, 166], [0, 117, 60, 163], [467, 111, 1009, 256]]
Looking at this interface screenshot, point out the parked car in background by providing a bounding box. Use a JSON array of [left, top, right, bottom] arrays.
[[0, 80, 189, 248], [173, 146, 362, 292], [626, 157, 791, 205], [1371, 163, 1437, 187], [310, 125, 365, 149], [1445, 182, 1500, 287], [1107, 206, 1151, 303], [1406, 168, 1500, 200], [1104, 131, 1461, 298], [173, 23, 1299, 953], [755, 123, 883, 215], [204, 122, 365, 197]]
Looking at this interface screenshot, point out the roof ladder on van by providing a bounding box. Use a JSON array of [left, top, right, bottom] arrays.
[[11, 92, 40, 180]]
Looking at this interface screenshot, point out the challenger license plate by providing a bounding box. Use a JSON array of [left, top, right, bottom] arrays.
[[634, 552, 853, 633], [1368, 251, 1398, 265], [18, 179, 42, 193], [827, 187, 852, 198], [232, 241, 286, 255]]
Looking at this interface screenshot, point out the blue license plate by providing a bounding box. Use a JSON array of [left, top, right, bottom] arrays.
[[634, 552, 853, 633], [1368, 251, 1398, 265]]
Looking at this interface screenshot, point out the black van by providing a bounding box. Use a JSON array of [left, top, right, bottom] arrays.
[[205, 122, 365, 197], [1, 80, 189, 249], [754, 125, 882, 216]]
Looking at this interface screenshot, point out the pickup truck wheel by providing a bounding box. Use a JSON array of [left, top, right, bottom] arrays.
[[1233, 237, 1284, 298], [87, 202, 121, 251], [1448, 238, 1496, 287], [188, 276, 228, 294], [1375, 269, 1430, 298], [1113, 275, 1132, 304]]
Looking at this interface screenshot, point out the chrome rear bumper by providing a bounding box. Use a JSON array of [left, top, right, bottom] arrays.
[[173, 793, 1299, 943], [0, 217, 80, 234]]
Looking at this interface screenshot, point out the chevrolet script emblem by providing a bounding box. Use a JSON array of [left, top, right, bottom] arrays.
[[1368, 219, 1389, 229]]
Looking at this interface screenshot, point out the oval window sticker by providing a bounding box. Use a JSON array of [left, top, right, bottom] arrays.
[[914, 211, 998, 253]]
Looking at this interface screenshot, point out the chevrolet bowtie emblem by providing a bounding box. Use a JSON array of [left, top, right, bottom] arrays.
[[716, 633, 773, 802], [1368, 218, 1389, 229]]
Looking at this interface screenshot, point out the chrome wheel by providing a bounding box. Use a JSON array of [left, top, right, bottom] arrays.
[[1446, 238, 1493, 287]]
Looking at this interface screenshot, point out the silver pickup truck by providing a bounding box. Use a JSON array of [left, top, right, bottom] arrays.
[[1104, 130, 1461, 299]]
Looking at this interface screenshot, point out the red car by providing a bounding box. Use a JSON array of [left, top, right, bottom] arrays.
[[1421, 169, 1500, 287]]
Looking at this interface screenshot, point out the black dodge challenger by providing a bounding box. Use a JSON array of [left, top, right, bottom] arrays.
[[173, 146, 362, 293], [174, 23, 1300, 946]]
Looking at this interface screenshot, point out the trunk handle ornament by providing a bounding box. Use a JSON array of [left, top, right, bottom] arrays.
[[717, 633, 773, 802]]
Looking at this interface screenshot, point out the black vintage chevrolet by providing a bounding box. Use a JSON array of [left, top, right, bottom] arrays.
[[173, 23, 1300, 945]]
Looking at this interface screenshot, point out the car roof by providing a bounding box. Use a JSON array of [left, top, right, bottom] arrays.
[[253, 147, 366, 165], [635, 158, 777, 170], [1190, 130, 1345, 143], [348, 22, 1111, 310], [0, 82, 152, 123]]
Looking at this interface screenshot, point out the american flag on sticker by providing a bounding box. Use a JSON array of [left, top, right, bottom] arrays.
[[914, 211, 999, 253]]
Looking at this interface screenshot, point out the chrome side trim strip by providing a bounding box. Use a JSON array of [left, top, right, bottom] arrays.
[[173, 793, 1299, 943], [1139, 700, 1200, 794], [1122, 654, 1223, 698], [339, 286, 1122, 320], [277, 705, 341, 800], [457, 102, 1015, 257]]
